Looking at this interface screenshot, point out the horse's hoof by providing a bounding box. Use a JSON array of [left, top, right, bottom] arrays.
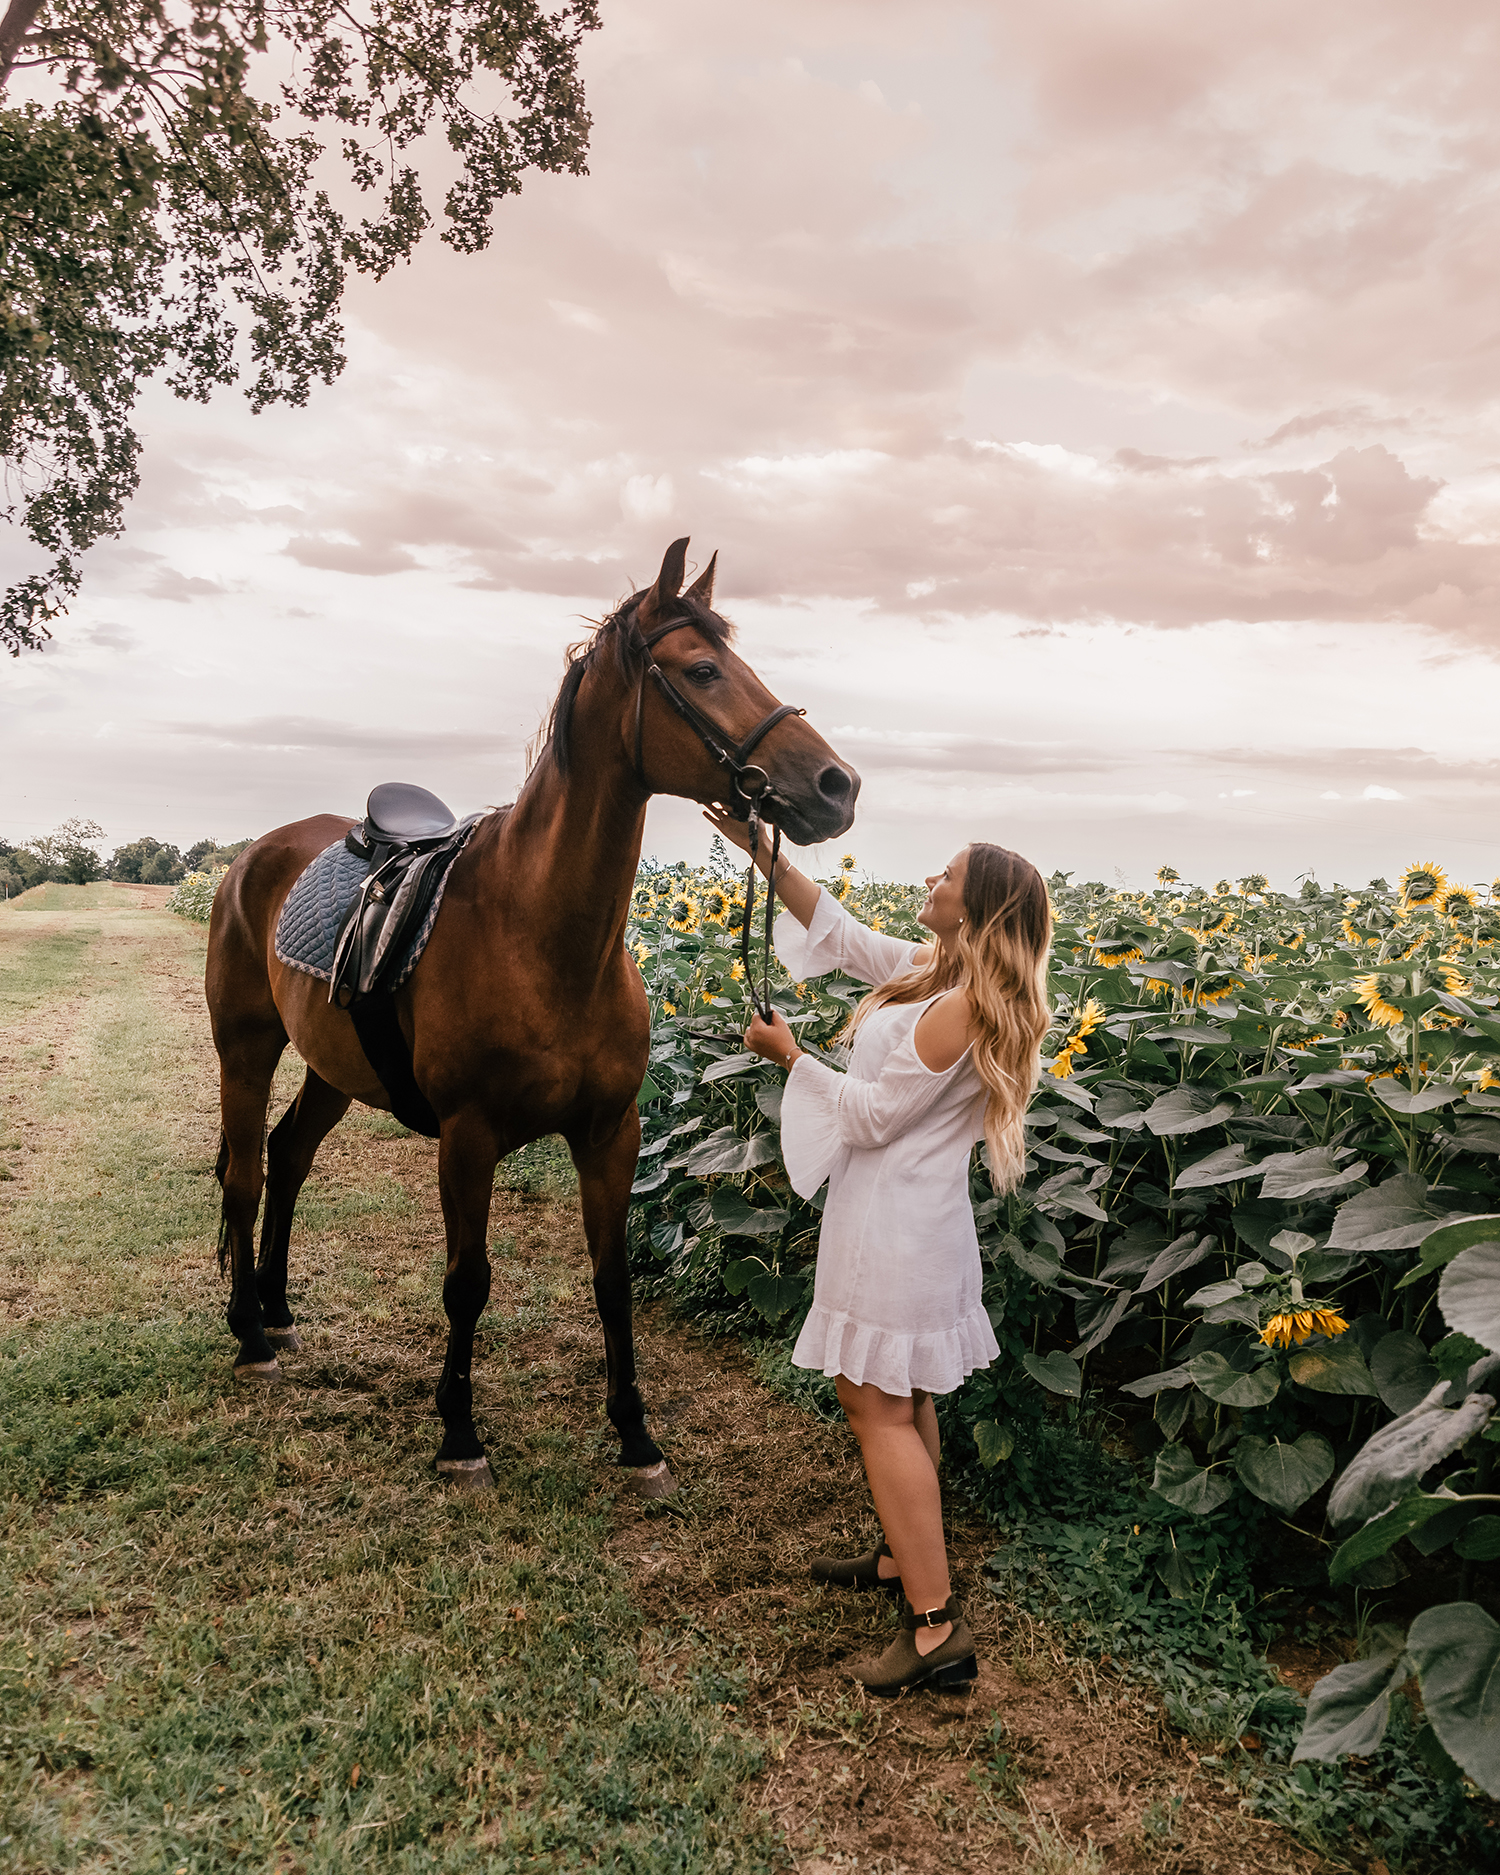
[[622, 1460, 676, 1500], [436, 1457, 494, 1492], [233, 1359, 282, 1385], [265, 1327, 302, 1353]]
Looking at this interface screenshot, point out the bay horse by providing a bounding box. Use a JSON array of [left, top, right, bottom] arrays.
[[205, 539, 858, 1493]]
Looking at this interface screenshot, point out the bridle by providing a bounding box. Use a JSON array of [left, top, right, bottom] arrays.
[[629, 605, 805, 1022]]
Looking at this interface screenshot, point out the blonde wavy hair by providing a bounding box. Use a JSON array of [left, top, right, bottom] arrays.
[[846, 843, 1052, 1191]]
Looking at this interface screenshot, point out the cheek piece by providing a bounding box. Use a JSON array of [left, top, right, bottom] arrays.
[[629, 610, 805, 1023]]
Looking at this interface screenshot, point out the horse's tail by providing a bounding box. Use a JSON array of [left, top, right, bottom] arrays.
[[214, 1128, 231, 1276]]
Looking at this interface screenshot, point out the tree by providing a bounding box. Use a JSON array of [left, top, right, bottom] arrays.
[[26, 815, 104, 880], [109, 834, 184, 881], [0, 0, 599, 654], [185, 836, 251, 870]]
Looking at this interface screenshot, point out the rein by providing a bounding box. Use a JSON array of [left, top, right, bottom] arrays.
[[630, 609, 802, 1021]]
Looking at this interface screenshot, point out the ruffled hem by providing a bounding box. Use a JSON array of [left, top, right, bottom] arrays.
[[791, 1301, 999, 1398]]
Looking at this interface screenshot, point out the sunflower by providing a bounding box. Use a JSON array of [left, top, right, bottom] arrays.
[[1444, 883, 1479, 915], [1400, 861, 1447, 908], [1259, 1307, 1349, 1350], [666, 894, 700, 933], [1355, 972, 1405, 1028], [1196, 978, 1241, 1006], [1214, 880, 1232, 897], [1481, 1065, 1500, 1091], [700, 885, 731, 924], [630, 885, 658, 919], [1094, 946, 1144, 967], [1144, 977, 1173, 999], [841, 852, 857, 873], [661, 1000, 677, 1016], [729, 958, 744, 981], [1440, 963, 1471, 996], [830, 873, 854, 902], [1156, 865, 1181, 885], [1048, 999, 1106, 1080], [1239, 873, 1270, 897]]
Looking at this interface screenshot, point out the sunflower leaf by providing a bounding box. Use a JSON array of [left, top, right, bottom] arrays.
[[1288, 1339, 1379, 1398], [1233, 1432, 1334, 1512], [1293, 1645, 1410, 1764], [1439, 1243, 1500, 1355]]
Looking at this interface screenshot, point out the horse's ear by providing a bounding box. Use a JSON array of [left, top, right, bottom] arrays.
[[636, 537, 690, 632], [684, 551, 717, 609]]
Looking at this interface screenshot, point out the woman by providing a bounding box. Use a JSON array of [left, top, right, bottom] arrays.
[[708, 813, 1051, 1696]]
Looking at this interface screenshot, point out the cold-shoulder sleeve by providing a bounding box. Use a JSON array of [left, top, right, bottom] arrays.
[[773, 888, 924, 988], [779, 1031, 973, 1199]]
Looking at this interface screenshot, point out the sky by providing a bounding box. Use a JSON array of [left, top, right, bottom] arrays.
[[6, 0, 1500, 891]]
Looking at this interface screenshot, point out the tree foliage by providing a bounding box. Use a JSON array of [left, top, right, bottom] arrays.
[[0, 0, 600, 653]]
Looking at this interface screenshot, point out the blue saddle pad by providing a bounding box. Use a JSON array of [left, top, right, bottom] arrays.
[[274, 839, 452, 989]]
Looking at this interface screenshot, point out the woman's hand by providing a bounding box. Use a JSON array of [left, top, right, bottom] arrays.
[[745, 1009, 802, 1071], [703, 803, 773, 868]]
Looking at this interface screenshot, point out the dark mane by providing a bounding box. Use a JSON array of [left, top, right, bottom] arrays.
[[544, 592, 735, 775]]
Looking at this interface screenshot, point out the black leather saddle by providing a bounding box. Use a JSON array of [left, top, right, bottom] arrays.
[[325, 784, 489, 1140], [330, 784, 483, 1011], [348, 781, 462, 856]]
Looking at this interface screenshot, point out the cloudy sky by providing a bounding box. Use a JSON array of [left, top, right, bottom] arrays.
[[7, 0, 1500, 890]]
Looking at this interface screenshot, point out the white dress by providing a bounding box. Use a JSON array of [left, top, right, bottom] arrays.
[[775, 889, 1000, 1397]]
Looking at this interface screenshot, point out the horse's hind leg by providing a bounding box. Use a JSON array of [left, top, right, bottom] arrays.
[[257, 1067, 351, 1354], [571, 1110, 674, 1499]]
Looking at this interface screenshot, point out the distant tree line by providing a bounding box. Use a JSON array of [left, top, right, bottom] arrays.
[[0, 820, 251, 895]]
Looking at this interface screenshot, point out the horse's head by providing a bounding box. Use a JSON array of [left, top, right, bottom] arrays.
[[596, 537, 860, 844]]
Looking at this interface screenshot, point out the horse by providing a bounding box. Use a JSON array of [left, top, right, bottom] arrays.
[[204, 539, 859, 1494]]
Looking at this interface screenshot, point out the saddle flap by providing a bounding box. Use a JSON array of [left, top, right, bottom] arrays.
[[365, 782, 458, 842]]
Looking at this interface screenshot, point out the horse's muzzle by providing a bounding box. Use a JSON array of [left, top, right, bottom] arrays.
[[775, 761, 861, 844]]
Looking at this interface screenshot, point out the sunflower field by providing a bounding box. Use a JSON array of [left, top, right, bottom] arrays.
[[626, 848, 1500, 1853]]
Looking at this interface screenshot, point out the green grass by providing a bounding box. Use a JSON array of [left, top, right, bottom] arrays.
[[0, 891, 780, 1873]]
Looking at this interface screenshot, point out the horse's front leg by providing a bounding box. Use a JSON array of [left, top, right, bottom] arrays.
[[434, 1111, 499, 1491], [572, 1109, 675, 1498]]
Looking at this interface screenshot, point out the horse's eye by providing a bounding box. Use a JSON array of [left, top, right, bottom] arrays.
[[685, 662, 718, 685]]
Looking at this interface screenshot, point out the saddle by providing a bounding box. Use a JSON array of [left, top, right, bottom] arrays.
[[274, 784, 488, 1138], [331, 783, 484, 1008]]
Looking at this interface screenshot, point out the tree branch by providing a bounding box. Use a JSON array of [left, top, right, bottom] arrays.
[[0, 0, 47, 90]]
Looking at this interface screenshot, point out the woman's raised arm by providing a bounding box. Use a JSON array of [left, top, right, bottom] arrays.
[[702, 805, 821, 929]]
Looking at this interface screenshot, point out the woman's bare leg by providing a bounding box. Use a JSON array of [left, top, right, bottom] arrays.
[[836, 1377, 953, 1654]]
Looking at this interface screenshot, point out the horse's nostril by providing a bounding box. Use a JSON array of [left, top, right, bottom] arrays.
[[817, 764, 855, 805]]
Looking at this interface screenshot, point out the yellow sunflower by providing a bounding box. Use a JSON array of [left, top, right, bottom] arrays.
[[1400, 861, 1447, 908], [1094, 946, 1144, 967], [631, 885, 658, 918], [1480, 1065, 1500, 1091], [1050, 999, 1105, 1079], [1444, 883, 1479, 915], [1156, 865, 1181, 885], [1196, 978, 1242, 1006], [1440, 963, 1470, 996], [1214, 880, 1233, 897], [700, 886, 731, 924], [831, 873, 854, 902], [1260, 1307, 1349, 1350], [1144, 977, 1174, 999], [666, 894, 700, 933], [841, 852, 857, 872], [1355, 973, 1405, 1028]]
